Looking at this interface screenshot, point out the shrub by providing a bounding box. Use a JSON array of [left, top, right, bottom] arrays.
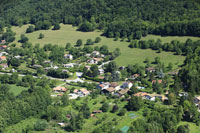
[[34, 120, 48, 131]]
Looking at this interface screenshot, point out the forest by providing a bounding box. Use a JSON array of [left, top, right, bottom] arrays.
[[0, 0, 200, 39]]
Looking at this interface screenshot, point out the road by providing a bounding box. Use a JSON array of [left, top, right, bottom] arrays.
[[0, 72, 92, 83]]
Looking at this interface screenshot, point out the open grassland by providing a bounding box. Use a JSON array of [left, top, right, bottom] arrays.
[[9, 84, 28, 96], [141, 34, 200, 43], [11, 24, 199, 66]]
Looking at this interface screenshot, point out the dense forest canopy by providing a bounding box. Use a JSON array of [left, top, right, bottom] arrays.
[[0, 0, 200, 38]]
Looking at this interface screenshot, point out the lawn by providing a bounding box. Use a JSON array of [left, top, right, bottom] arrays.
[[11, 24, 199, 67], [178, 121, 200, 133], [9, 84, 29, 96]]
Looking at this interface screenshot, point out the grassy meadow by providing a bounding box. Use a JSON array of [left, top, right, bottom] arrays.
[[9, 84, 28, 96], [11, 24, 200, 67]]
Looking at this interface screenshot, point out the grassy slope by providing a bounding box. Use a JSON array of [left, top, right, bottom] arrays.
[[9, 84, 28, 96], [4, 117, 38, 133], [178, 121, 200, 133], [11, 24, 199, 67]]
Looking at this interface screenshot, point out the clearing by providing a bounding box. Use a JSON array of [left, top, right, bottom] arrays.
[[11, 24, 199, 67]]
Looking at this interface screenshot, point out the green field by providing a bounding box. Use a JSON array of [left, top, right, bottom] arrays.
[[11, 24, 199, 66], [9, 84, 28, 96], [141, 34, 200, 43]]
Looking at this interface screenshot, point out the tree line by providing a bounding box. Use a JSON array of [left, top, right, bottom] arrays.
[[0, 0, 200, 38]]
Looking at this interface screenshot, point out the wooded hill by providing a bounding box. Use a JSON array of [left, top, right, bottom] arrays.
[[0, 0, 200, 38]]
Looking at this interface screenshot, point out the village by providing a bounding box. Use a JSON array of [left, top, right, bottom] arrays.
[[1, 39, 200, 113], [1, 38, 200, 132]]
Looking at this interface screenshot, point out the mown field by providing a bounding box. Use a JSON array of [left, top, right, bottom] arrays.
[[11, 24, 200, 67]]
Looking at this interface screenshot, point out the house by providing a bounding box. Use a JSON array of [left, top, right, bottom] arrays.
[[33, 64, 42, 69], [136, 86, 145, 90], [179, 92, 188, 97], [80, 88, 90, 96], [62, 69, 69, 73], [98, 68, 104, 75], [97, 82, 110, 90], [58, 123, 65, 127], [134, 92, 166, 101], [0, 63, 8, 69], [0, 40, 6, 45], [74, 88, 90, 97], [52, 66, 59, 69], [69, 93, 79, 99], [119, 66, 126, 70], [53, 86, 67, 93], [85, 65, 91, 70], [102, 87, 116, 94], [14, 55, 21, 59], [134, 92, 148, 97], [86, 54, 91, 57], [194, 96, 200, 105], [0, 45, 7, 50], [76, 72, 83, 78], [63, 63, 74, 68], [122, 82, 133, 89], [146, 94, 166, 101], [0, 56, 6, 61], [117, 88, 129, 96], [130, 74, 140, 80], [87, 58, 103, 64], [0, 52, 8, 56], [168, 70, 179, 76], [91, 51, 100, 57], [92, 110, 102, 114], [44, 60, 51, 64], [64, 54, 73, 60], [146, 67, 156, 73], [152, 80, 162, 84], [110, 82, 120, 91]]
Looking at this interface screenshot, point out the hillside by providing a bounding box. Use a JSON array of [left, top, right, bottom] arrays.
[[11, 24, 186, 67]]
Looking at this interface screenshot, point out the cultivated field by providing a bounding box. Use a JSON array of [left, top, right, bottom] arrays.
[[11, 24, 199, 67]]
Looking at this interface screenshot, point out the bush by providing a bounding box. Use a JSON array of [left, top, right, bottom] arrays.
[[78, 21, 95, 32], [26, 25, 34, 33], [38, 33, 44, 39], [34, 120, 48, 131], [86, 39, 94, 45], [52, 23, 60, 30], [95, 37, 101, 43]]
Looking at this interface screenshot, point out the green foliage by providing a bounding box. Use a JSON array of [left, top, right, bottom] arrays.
[[86, 39, 94, 45], [20, 34, 29, 43], [26, 25, 34, 33], [126, 96, 144, 111], [177, 125, 189, 133], [100, 102, 109, 112], [53, 23, 60, 30], [95, 37, 101, 43], [76, 39, 83, 47], [34, 120, 48, 131], [78, 21, 95, 32], [38, 33, 44, 39], [47, 69, 69, 79], [61, 93, 70, 106]]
